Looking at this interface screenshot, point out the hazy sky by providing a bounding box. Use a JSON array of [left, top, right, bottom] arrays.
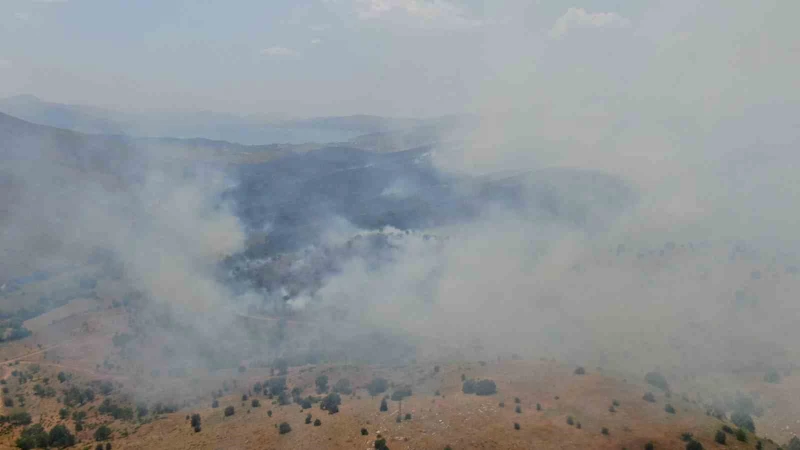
[[0, 0, 797, 117]]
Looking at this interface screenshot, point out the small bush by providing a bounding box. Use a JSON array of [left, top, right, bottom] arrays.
[[735, 428, 747, 442], [474, 380, 497, 396], [515, 405, 521, 414], [609, 405, 616, 413], [601, 427, 609, 435], [643, 392, 656, 403], [680, 432, 694, 442], [279, 422, 292, 434], [514, 397, 520, 404], [224, 406, 235, 417], [686, 440, 704, 450], [567, 416, 574, 426], [514, 422, 520, 430], [306, 413, 312, 424], [374, 438, 388, 449], [212, 399, 219, 408], [190, 413, 201, 428], [645, 442, 654, 450], [499, 402, 505, 407], [404, 413, 411, 420], [730, 411, 755, 433], [612, 399, 620, 407], [94, 425, 112, 441], [367, 378, 389, 396], [664, 404, 676, 414], [252, 399, 260, 408], [715, 430, 726, 445], [361, 428, 369, 436], [380, 398, 388, 412], [574, 367, 586, 375], [755, 441, 763, 450], [314, 418, 321, 426], [462, 379, 475, 394], [267, 410, 273, 417], [536, 403, 542, 411]]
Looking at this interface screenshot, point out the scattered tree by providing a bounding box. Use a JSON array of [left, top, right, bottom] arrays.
[[735, 428, 747, 442], [224, 406, 235, 417], [361, 428, 369, 436], [367, 378, 389, 396], [731, 411, 755, 433], [567, 416, 575, 426], [514, 422, 520, 430], [279, 422, 292, 434], [715, 430, 727, 445], [515, 405, 522, 414], [252, 399, 260, 408], [664, 404, 676, 414], [643, 392, 656, 403], [315, 375, 329, 394], [686, 440, 704, 450], [601, 427, 609, 435], [333, 378, 353, 395], [380, 398, 388, 412], [94, 425, 112, 442], [306, 413, 312, 424], [314, 418, 321, 426], [574, 367, 586, 375], [48, 424, 76, 448]]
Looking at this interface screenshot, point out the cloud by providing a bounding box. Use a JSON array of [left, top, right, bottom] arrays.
[[30, 0, 69, 3], [260, 46, 299, 57], [309, 24, 331, 32], [14, 12, 31, 21], [549, 7, 631, 39], [311, 39, 322, 45], [0, 59, 11, 68], [355, 0, 484, 29]]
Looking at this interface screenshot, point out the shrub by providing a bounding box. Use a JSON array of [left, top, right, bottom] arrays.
[[395, 415, 402, 423], [664, 404, 676, 414], [735, 428, 747, 442], [361, 428, 369, 436], [601, 427, 609, 435], [514, 397, 521, 404], [788, 436, 800, 450], [9, 412, 32, 425], [680, 432, 694, 442], [755, 441, 763, 450], [536, 403, 542, 411], [212, 399, 219, 408], [686, 440, 704, 450], [278, 422, 292, 434], [567, 416, 574, 425], [731, 411, 755, 433], [645, 372, 670, 392], [374, 438, 388, 450], [267, 410, 272, 417], [404, 413, 411, 420], [94, 425, 112, 441], [367, 378, 389, 396], [715, 430, 726, 444], [305, 413, 312, 424], [224, 406, 235, 417], [474, 380, 497, 396], [576, 422, 582, 429], [721, 425, 734, 434], [48, 424, 76, 448], [462, 379, 475, 394], [242, 394, 248, 401], [609, 405, 616, 413], [316, 375, 329, 394], [574, 367, 586, 375], [643, 392, 656, 403], [515, 405, 521, 414], [514, 422, 520, 430], [612, 399, 620, 407], [252, 399, 261, 408], [16, 424, 48, 450], [499, 402, 505, 407], [645, 442, 654, 450], [333, 378, 353, 395], [190, 413, 201, 428], [314, 418, 321, 426]]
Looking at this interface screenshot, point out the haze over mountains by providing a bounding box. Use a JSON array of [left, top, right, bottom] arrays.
[[0, 94, 464, 146]]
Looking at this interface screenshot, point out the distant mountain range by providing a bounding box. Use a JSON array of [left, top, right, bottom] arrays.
[[0, 94, 468, 147]]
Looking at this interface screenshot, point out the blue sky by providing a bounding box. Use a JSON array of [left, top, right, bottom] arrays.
[[0, 1, 797, 117]]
